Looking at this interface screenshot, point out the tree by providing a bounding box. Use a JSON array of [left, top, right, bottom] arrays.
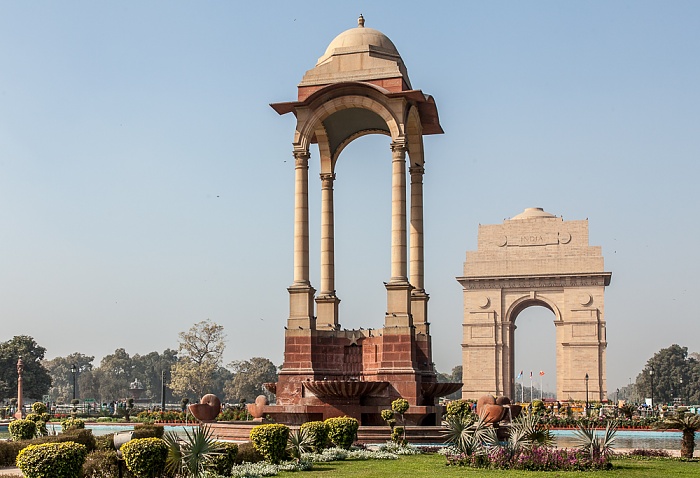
[[43, 353, 94, 403], [131, 349, 179, 402], [635, 344, 698, 405], [97, 348, 135, 402], [170, 320, 226, 400], [0, 336, 52, 402], [224, 357, 277, 403]]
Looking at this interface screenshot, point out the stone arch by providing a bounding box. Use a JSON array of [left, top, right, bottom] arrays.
[[506, 295, 562, 323], [457, 208, 611, 401]]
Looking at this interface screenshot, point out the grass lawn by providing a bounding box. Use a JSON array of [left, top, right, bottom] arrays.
[[279, 454, 700, 478]]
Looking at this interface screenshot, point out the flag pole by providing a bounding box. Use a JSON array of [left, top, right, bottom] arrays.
[[530, 372, 533, 403]]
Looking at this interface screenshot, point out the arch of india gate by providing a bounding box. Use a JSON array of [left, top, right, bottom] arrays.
[[458, 207, 612, 401], [264, 16, 461, 426]]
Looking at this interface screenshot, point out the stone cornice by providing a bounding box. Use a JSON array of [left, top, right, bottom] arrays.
[[456, 272, 612, 290]]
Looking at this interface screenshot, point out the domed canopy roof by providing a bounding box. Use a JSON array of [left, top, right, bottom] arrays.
[[298, 15, 412, 90], [317, 15, 402, 66]]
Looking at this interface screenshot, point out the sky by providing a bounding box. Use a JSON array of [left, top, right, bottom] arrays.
[[1, 1, 699, 396]]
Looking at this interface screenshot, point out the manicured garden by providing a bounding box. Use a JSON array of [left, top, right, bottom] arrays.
[[2, 398, 700, 477]]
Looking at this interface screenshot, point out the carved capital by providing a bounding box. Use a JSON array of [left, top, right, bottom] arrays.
[[293, 150, 310, 168], [409, 165, 425, 177], [390, 141, 408, 157], [320, 172, 336, 187]]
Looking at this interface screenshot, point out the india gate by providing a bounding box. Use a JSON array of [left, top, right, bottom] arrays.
[[458, 208, 611, 401]]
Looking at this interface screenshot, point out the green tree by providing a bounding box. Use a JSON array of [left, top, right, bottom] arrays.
[[635, 344, 698, 405], [131, 349, 179, 402], [170, 320, 226, 399], [224, 357, 277, 403], [97, 348, 134, 402], [0, 336, 52, 402], [43, 353, 94, 403]]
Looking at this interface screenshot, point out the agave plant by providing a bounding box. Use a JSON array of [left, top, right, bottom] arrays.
[[443, 413, 498, 456], [655, 413, 700, 459], [164, 424, 223, 477], [573, 419, 618, 460], [504, 412, 554, 454], [287, 427, 314, 460]]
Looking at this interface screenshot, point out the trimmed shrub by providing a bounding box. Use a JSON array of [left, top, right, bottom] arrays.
[[121, 437, 168, 478], [300, 421, 329, 450], [391, 398, 409, 415], [208, 442, 239, 475], [324, 417, 359, 450], [82, 449, 124, 478], [133, 423, 165, 439], [8, 419, 36, 440], [0, 440, 24, 466], [31, 402, 48, 414], [249, 424, 290, 463], [446, 400, 472, 418], [16, 442, 87, 478], [61, 417, 86, 431], [234, 442, 264, 464]]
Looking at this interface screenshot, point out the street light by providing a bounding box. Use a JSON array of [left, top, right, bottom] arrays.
[[585, 373, 589, 414], [71, 364, 77, 401], [679, 377, 684, 405], [649, 366, 654, 415]]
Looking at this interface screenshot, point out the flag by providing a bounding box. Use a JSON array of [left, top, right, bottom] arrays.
[[517, 370, 523, 379], [530, 371, 533, 378], [539, 371, 545, 376]]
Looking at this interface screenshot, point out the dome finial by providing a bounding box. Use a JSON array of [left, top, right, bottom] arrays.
[[358, 14, 365, 28]]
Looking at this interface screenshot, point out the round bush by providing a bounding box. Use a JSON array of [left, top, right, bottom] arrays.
[[121, 437, 168, 478], [8, 419, 36, 440], [31, 402, 48, 414], [324, 416, 359, 449], [61, 417, 86, 431], [16, 442, 87, 478], [300, 421, 329, 450], [249, 424, 290, 463], [392, 398, 409, 415], [446, 399, 472, 418]]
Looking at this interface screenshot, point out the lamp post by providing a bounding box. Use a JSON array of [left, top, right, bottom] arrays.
[[71, 364, 77, 401], [649, 366, 654, 415], [585, 373, 589, 415], [679, 377, 684, 405]]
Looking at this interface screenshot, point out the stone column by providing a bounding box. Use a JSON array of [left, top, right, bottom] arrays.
[[319, 172, 336, 295], [292, 150, 311, 286], [316, 172, 340, 326], [288, 149, 315, 330], [409, 164, 425, 291], [14, 356, 24, 420], [385, 141, 412, 329], [389, 141, 408, 284]]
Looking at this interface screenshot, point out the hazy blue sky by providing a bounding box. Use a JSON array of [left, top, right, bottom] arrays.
[[2, 2, 699, 395]]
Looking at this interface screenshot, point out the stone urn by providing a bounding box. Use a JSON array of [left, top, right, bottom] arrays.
[[188, 394, 221, 422]]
